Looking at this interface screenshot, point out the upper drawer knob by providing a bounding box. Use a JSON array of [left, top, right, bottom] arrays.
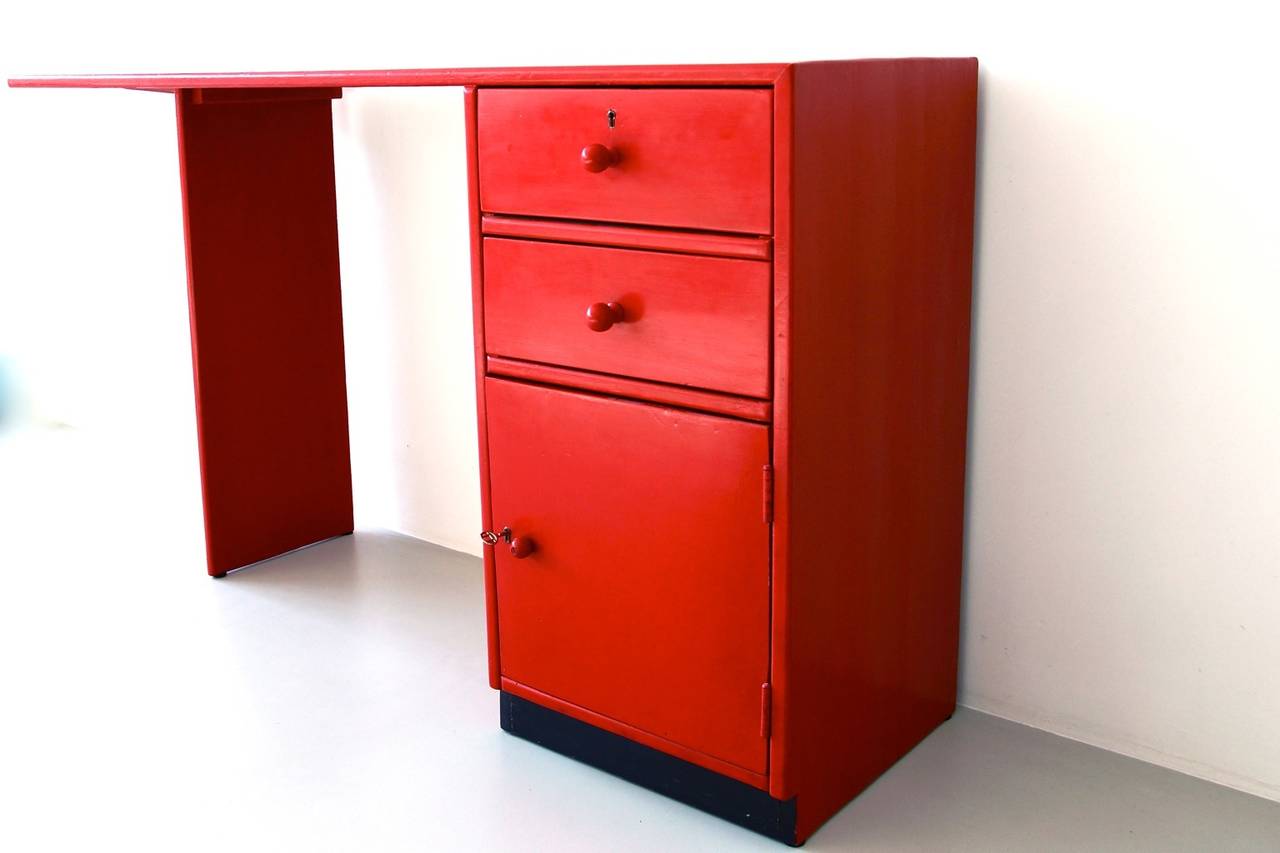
[[586, 301, 625, 332], [581, 143, 620, 173]]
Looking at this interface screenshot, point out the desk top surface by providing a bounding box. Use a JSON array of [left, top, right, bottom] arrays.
[[7, 63, 805, 90]]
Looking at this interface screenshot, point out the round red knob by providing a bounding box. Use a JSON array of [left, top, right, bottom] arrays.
[[510, 536, 536, 559], [586, 302, 625, 332], [581, 143, 619, 173]]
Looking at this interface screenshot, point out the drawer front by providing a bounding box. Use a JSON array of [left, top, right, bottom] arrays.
[[483, 238, 771, 398], [477, 88, 772, 234], [486, 378, 771, 776]]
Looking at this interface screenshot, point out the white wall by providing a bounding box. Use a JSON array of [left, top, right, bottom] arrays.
[[3, 0, 1277, 803], [332, 90, 479, 555]]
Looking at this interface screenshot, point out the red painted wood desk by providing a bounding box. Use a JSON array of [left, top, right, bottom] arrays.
[[9, 61, 978, 845]]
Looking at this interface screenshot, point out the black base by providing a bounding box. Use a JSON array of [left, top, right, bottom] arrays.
[[211, 572, 228, 579], [500, 691, 799, 845]]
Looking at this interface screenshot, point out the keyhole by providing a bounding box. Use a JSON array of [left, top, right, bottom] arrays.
[[607, 109, 616, 129]]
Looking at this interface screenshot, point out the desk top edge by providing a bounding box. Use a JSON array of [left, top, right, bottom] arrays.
[[8, 64, 791, 90], [7, 59, 977, 91]]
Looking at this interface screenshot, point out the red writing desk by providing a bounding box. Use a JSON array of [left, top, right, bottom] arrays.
[[9, 61, 978, 845]]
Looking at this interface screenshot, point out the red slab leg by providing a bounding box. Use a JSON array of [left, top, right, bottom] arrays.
[[175, 88, 354, 577]]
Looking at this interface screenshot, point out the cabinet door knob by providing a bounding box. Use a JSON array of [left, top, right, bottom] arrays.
[[481, 526, 536, 559], [581, 143, 619, 173], [586, 301, 625, 332], [509, 536, 536, 559]]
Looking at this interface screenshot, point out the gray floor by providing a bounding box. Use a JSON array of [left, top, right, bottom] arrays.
[[2, 433, 1279, 851]]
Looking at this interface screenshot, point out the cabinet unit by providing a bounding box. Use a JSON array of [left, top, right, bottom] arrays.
[[468, 60, 979, 845]]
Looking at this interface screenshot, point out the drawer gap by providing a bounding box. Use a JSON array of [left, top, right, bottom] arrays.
[[482, 214, 772, 261], [487, 356, 772, 423]]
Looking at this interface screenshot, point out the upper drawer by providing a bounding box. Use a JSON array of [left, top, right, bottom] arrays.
[[483, 237, 771, 398], [477, 88, 772, 234]]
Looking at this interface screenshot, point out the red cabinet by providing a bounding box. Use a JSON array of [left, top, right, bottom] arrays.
[[469, 61, 979, 845]]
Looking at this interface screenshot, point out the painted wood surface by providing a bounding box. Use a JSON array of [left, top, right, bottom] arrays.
[[480, 215, 772, 261], [483, 237, 771, 398], [485, 356, 772, 423], [485, 377, 772, 781], [477, 88, 773, 234], [769, 58, 978, 841], [9, 64, 791, 90], [175, 89, 353, 576], [464, 87, 504, 689]]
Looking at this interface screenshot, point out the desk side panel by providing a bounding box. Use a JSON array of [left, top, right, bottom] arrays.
[[176, 90, 354, 575], [773, 58, 978, 841]]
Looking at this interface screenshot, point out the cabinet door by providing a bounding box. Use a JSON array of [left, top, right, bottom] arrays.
[[486, 378, 771, 778]]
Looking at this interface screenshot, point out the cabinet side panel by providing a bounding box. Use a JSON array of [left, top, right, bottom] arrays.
[[465, 86, 502, 689], [777, 59, 978, 841]]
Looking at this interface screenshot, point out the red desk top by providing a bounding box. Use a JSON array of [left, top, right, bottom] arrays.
[[7, 64, 795, 90]]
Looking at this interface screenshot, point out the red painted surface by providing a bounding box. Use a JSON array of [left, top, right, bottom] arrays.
[[186, 87, 341, 105], [16, 60, 979, 843], [175, 88, 353, 576], [485, 378, 772, 779], [485, 356, 772, 423], [465, 87, 503, 690], [767, 67, 796, 803], [584, 301, 625, 332], [9, 64, 791, 90], [508, 536, 536, 558], [579, 142, 619, 173], [476, 88, 773, 233], [483, 238, 771, 397], [480, 214, 772, 261], [770, 59, 978, 841]]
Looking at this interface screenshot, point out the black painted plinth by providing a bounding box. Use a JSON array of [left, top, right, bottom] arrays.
[[500, 691, 799, 845]]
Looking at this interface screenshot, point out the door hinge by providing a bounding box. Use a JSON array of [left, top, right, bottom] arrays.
[[762, 464, 774, 524], [760, 682, 772, 738]]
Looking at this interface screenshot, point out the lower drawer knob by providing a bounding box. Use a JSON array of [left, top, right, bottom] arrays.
[[509, 536, 536, 559], [586, 301, 625, 332]]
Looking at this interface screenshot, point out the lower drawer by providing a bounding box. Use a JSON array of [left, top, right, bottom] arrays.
[[482, 237, 771, 398]]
